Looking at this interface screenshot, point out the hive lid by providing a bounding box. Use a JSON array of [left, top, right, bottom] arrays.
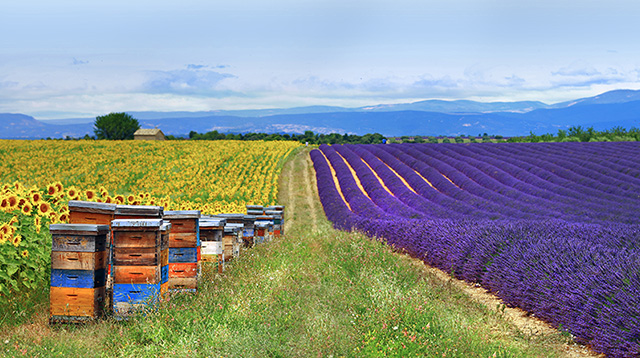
[[200, 220, 224, 230], [215, 213, 245, 219], [245, 205, 263, 210], [254, 221, 270, 228], [111, 219, 163, 228], [264, 210, 282, 217], [115, 204, 163, 216], [49, 223, 110, 233], [265, 205, 285, 211], [164, 210, 201, 219], [161, 222, 172, 232], [223, 226, 240, 233], [68, 200, 117, 212]]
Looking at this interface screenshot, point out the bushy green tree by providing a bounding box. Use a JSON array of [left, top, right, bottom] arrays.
[[94, 112, 140, 140]]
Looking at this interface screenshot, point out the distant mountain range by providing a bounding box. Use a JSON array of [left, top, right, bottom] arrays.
[[2, 89, 640, 139]]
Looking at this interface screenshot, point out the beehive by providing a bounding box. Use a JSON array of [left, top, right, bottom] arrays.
[[164, 210, 201, 292], [222, 225, 241, 261], [242, 215, 256, 248], [265, 205, 285, 236], [110, 219, 165, 317], [49, 224, 110, 324], [254, 221, 269, 245], [264, 210, 283, 238], [246, 204, 264, 216], [114, 205, 164, 220], [199, 218, 226, 274]]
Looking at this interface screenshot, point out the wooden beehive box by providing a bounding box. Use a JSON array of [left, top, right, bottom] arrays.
[[246, 205, 264, 216], [222, 226, 241, 261], [264, 210, 283, 238], [199, 218, 225, 273], [114, 204, 163, 220], [254, 221, 269, 245], [49, 224, 110, 324], [164, 211, 200, 292], [241, 215, 256, 248], [110, 219, 165, 317], [69, 200, 117, 226]]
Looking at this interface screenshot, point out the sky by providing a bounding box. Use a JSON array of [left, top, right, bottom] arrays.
[[2, 0, 640, 119]]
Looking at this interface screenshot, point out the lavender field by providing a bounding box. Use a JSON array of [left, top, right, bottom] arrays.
[[310, 142, 640, 358]]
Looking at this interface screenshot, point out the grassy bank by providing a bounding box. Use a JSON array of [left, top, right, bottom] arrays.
[[1, 148, 581, 357]]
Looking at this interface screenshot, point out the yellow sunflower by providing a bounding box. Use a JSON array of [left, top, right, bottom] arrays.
[[85, 189, 96, 201], [38, 202, 51, 215], [29, 191, 42, 204], [21, 202, 32, 216], [54, 182, 63, 193], [47, 184, 56, 195], [0, 197, 9, 211], [21, 250, 28, 258], [34, 216, 41, 233], [127, 194, 135, 204], [7, 194, 18, 211], [12, 234, 21, 247], [0, 233, 6, 245], [67, 186, 79, 200]]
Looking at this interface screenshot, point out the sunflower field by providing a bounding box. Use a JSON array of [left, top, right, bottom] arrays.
[[0, 139, 300, 303]]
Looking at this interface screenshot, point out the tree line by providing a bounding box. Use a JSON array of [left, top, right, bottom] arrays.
[[183, 130, 386, 144], [506, 126, 640, 143]]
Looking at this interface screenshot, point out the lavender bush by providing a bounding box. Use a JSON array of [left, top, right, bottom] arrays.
[[311, 142, 640, 358]]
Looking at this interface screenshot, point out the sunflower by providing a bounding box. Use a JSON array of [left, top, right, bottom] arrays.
[[0, 197, 9, 211], [38, 202, 51, 215], [115, 195, 125, 204], [9, 216, 18, 225], [55, 182, 63, 193], [85, 189, 96, 201], [47, 184, 56, 195], [21, 250, 28, 258], [21, 202, 32, 216], [0, 233, 6, 245], [67, 186, 79, 200], [34, 216, 41, 233], [12, 234, 21, 247], [0, 224, 8, 236], [29, 191, 42, 204], [58, 213, 68, 223], [7, 194, 18, 211], [127, 194, 135, 204], [49, 211, 59, 223], [104, 196, 113, 204]]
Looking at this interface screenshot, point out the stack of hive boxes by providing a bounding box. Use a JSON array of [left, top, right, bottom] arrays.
[[164, 210, 201, 292], [68, 201, 117, 308], [199, 217, 226, 273], [49, 224, 110, 323], [111, 219, 167, 317], [242, 215, 256, 248], [266, 205, 285, 236]]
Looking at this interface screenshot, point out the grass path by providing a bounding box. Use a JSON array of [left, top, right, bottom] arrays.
[[0, 147, 599, 357]]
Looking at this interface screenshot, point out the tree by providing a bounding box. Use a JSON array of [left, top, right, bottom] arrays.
[[94, 112, 140, 140]]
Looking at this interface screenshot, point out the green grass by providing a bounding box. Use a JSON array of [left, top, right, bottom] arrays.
[[0, 148, 578, 357]]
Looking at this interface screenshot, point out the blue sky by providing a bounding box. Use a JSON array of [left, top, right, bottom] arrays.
[[2, 0, 640, 119]]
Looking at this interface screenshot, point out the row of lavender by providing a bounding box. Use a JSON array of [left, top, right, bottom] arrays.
[[311, 142, 640, 358]]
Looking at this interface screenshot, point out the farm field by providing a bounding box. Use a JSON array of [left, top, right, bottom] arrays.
[[311, 142, 640, 358], [0, 142, 589, 357]]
